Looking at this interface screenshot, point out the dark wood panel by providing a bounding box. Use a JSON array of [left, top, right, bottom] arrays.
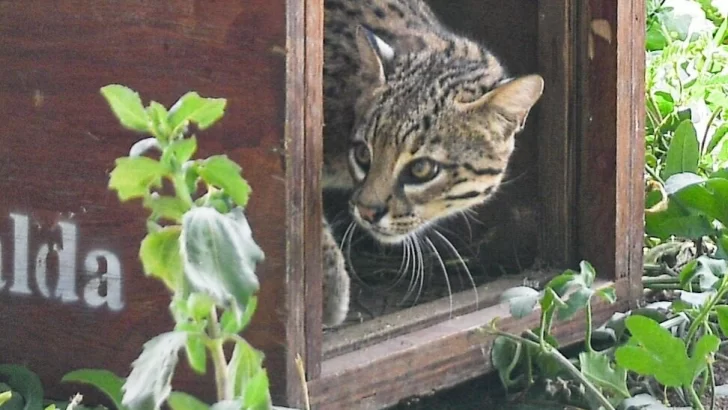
[[0, 0, 291, 403], [577, 0, 645, 288], [537, 1, 578, 267]]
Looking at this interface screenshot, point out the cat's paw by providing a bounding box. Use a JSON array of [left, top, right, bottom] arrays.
[[322, 228, 350, 327]]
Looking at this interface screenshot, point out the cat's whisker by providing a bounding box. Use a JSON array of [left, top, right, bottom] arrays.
[[432, 229, 478, 310], [401, 236, 420, 305], [425, 236, 454, 318], [411, 234, 426, 306], [459, 211, 474, 242], [388, 236, 412, 291], [342, 221, 366, 285]]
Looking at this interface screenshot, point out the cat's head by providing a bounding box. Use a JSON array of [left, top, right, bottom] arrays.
[[348, 27, 544, 244]]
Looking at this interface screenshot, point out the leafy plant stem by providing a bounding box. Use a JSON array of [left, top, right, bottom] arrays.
[[487, 328, 616, 410], [688, 383, 706, 410], [686, 280, 728, 348], [645, 164, 665, 185], [585, 302, 594, 354], [207, 307, 231, 401], [173, 173, 194, 209]]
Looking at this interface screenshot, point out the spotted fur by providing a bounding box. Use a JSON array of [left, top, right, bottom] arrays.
[[320, 0, 544, 326]]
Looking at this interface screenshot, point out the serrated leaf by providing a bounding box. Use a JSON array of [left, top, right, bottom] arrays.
[[139, 226, 183, 290], [198, 156, 251, 208], [168, 92, 227, 132], [180, 207, 264, 311], [185, 334, 207, 375], [100, 85, 150, 133], [579, 351, 630, 400], [61, 369, 126, 410], [0, 365, 44, 410], [122, 331, 188, 410], [109, 157, 168, 201], [663, 120, 700, 179], [147, 101, 171, 141], [167, 392, 210, 410]]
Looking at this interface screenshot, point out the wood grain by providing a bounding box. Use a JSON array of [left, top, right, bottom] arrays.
[[0, 0, 291, 404]]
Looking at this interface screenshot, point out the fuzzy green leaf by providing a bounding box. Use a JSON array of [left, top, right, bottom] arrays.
[[61, 369, 126, 410], [143, 195, 189, 223], [197, 156, 251, 208], [717, 306, 728, 338], [109, 157, 167, 201], [168, 92, 227, 132], [139, 226, 183, 289], [180, 207, 264, 311], [500, 286, 540, 319], [221, 296, 258, 335], [100, 85, 150, 133], [122, 332, 188, 410], [227, 339, 266, 398]]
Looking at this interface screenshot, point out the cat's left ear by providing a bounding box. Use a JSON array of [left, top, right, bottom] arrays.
[[355, 25, 396, 86], [458, 75, 545, 131]]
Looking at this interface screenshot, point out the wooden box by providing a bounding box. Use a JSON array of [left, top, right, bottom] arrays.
[[0, 0, 645, 409]]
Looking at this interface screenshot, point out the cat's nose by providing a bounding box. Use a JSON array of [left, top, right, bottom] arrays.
[[356, 204, 388, 224]]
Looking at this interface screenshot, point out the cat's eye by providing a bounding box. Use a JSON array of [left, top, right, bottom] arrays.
[[404, 158, 440, 183], [352, 142, 371, 168]]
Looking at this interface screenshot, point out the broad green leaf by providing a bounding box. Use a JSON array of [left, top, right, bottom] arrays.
[[500, 286, 540, 319], [679, 290, 714, 307], [615, 315, 689, 387], [109, 157, 167, 201], [227, 339, 266, 398], [168, 92, 227, 132], [122, 331, 188, 410], [197, 156, 251, 208], [101, 85, 150, 133], [180, 207, 264, 311], [0, 364, 44, 410], [716, 306, 728, 338], [645, 210, 714, 239], [663, 120, 700, 179], [579, 351, 630, 401], [143, 195, 189, 223], [185, 334, 207, 375], [557, 287, 592, 320], [597, 287, 617, 303], [664, 172, 704, 195], [139, 226, 183, 289], [147, 101, 171, 141], [167, 392, 210, 410], [61, 369, 126, 410]]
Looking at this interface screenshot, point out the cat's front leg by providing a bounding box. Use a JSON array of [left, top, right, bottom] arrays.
[[322, 218, 350, 327]]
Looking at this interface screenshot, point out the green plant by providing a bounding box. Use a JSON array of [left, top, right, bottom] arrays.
[[61, 85, 271, 410], [0, 364, 101, 410], [489, 262, 623, 410]]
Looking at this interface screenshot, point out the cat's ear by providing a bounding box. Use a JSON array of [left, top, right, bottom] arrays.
[[355, 25, 395, 87], [458, 74, 544, 131]]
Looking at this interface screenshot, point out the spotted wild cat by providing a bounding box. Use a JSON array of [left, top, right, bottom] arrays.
[[321, 0, 544, 326]]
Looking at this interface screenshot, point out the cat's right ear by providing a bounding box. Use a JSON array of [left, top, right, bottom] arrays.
[[355, 25, 395, 87]]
